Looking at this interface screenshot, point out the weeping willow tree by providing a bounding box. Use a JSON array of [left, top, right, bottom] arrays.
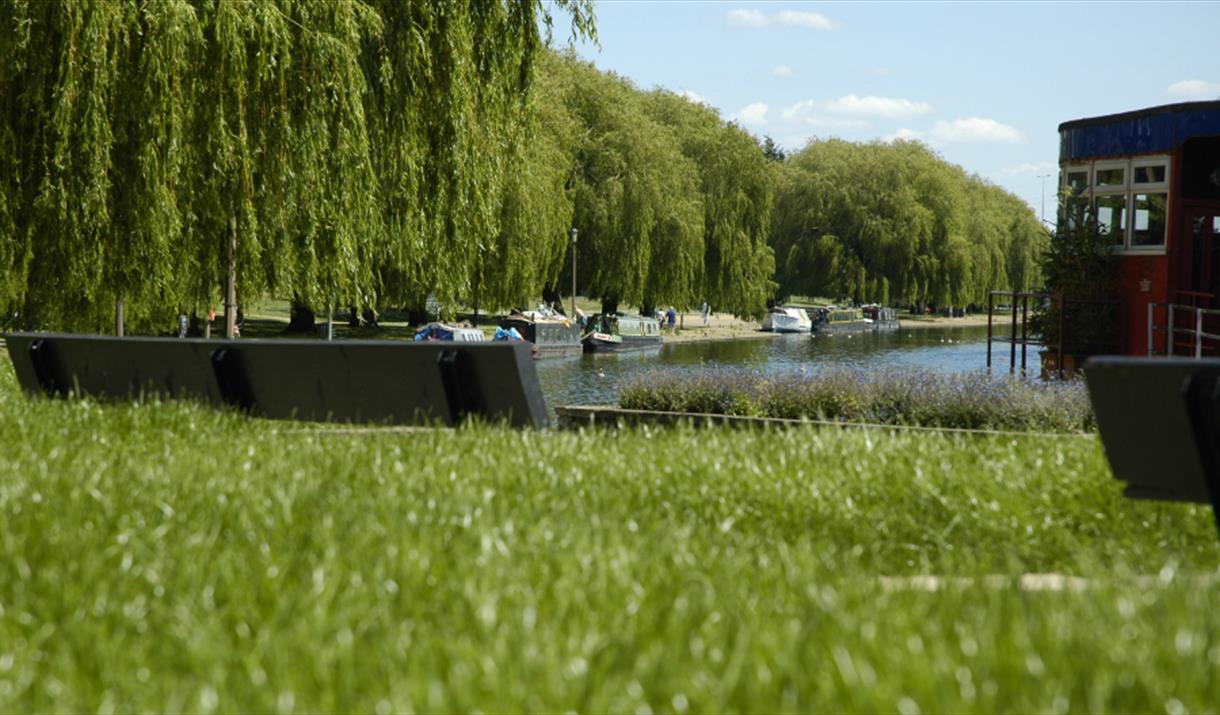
[[642, 90, 775, 318], [0, 0, 594, 332], [363, 0, 595, 316], [771, 139, 1046, 309], [532, 51, 777, 318], [554, 54, 704, 314], [474, 55, 581, 311]]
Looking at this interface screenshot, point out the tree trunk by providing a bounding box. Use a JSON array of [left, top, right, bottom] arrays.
[[225, 216, 237, 339], [115, 293, 125, 337], [472, 278, 481, 326], [601, 296, 619, 315], [287, 294, 316, 333]]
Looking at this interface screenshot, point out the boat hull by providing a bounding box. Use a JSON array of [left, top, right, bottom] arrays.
[[582, 333, 662, 353], [812, 306, 900, 335], [501, 318, 583, 358], [581, 313, 664, 353], [813, 319, 901, 334], [762, 308, 813, 333], [414, 323, 485, 342]]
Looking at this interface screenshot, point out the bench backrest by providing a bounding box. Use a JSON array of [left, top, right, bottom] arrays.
[[4, 333, 547, 428]]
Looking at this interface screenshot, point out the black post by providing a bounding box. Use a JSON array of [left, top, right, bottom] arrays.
[[1021, 294, 1029, 373], [1010, 294, 1018, 374], [1183, 372, 1220, 536], [986, 292, 994, 370]]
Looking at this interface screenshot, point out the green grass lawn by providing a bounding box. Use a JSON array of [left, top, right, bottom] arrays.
[[0, 361, 1218, 712]]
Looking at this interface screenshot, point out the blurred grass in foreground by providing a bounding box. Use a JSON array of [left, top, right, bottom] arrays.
[[0, 362, 1217, 712]]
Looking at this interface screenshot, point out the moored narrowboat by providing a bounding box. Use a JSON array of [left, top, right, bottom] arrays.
[[582, 313, 663, 353], [811, 306, 900, 334], [500, 313, 583, 358]]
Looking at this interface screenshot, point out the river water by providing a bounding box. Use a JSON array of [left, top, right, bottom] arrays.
[[535, 324, 1009, 411]]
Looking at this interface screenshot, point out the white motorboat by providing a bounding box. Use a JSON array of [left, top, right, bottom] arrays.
[[761, 306, 813, 333]]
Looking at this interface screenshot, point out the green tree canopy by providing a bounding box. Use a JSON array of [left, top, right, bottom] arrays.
[[535, 52, 774, 318], [0, 0, 595, 331], [770, 139, 1046, 308]]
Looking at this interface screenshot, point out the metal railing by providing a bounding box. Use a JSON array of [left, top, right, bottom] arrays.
[[987, 290, 1124, 377], [1147, 302, 1220, 357], [987, 291, 1048, 374]]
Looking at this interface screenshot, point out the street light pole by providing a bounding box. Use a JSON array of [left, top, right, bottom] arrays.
[[570, 227, 579, 319], [1037, 173, 1051, 225]]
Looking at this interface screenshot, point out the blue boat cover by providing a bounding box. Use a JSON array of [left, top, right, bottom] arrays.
[[1059, 101, 1220, 162], [414, 324, 455, 341]]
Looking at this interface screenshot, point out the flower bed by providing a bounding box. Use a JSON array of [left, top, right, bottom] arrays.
[[620, 367, 1094, 433]]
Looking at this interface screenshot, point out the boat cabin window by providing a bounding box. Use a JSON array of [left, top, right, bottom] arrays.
[[1131, 193, 1168, 247], [1094, 163, 1126, 190], [1061, 165, 1091, 230], [1132, 163, 1167, 186], [1094, 194, 1127, 245], [1060, 155, 1170, 253], [1064, 166, 1090, 195]]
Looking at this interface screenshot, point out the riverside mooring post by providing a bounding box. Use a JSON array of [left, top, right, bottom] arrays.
[[225, 216, 237, 339]]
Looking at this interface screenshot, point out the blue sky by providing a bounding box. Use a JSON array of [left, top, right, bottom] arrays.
[[563, 1, 1220, 220]]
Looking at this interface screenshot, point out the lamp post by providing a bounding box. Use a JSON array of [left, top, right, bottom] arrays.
[[1037, 173, 1051, 225], [570, 227, 579, 318]]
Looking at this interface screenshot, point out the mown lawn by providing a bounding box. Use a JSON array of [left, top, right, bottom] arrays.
[[0, 361, 1217, 712]]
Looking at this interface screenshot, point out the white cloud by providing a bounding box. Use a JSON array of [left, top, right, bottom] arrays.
[[813, 118, 870, 130], [882, 128, 923, 143], [727, 9, 770, 28], [775, 10, 838, 30], [872, 67, 892, 77], [678, 89, 711, 106], [733, 102, 770, 126], [781, 99, 817, 122], [929, 117, 1023, 144], [779, 100, 867, 129], [771, 65, 795, 78], [727, 9, 838, 30], [1166, 79, 1220, 100], [823, 94, 934, 119]]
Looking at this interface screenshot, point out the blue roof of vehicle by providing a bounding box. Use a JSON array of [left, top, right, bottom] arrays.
[[1059, 101, 1220, 162]]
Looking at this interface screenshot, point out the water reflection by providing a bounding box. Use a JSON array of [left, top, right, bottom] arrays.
[[537, 324, 1000, 412]]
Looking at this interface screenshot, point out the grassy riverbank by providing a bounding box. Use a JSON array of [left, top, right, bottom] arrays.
[[1, 362, 1217, 711], [238, 297, 992, 346]]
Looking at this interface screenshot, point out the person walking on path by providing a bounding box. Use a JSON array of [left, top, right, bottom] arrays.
[[701, 301, 710, 327], [665, 306, 678, 334]]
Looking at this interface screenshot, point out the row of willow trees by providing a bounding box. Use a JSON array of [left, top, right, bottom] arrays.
[[0, 1, 1044, 332], [0, 0, 598, 332], [769, 140, 1047, 309]]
